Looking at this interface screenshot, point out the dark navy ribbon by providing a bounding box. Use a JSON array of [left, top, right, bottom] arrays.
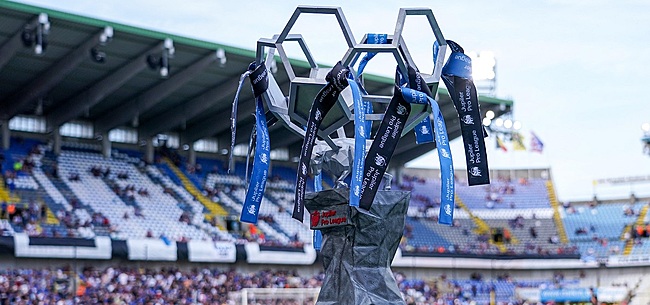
[[239, 63, 271, 224], [441, 40, 490, 186], [359, 83, 411, 211], [293, 62, 349, 222], [400, 87, 455, 225]]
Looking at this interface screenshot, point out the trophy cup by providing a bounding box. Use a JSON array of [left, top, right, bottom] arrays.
[[246, 6, 452, 305]]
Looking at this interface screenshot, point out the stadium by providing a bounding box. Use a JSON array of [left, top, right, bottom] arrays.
[[0, 1, 649, 304]]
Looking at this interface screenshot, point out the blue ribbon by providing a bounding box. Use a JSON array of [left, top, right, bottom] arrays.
[[240, 64, 271, 224], [356, 33, 387, 77], [443, 52, 472, 79], [313, 173, 323, 250], [348, 75, 365, 207], [411, 41, 447, 146], [414, 116, 435, 144], [400, 87, 455, 225], [348, 33, 388, 207]]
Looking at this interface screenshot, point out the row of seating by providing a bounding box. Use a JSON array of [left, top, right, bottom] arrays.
[[0, 138, 645, 260]]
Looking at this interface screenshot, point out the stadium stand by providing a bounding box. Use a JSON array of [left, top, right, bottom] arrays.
[[0, 138, 588, 259], [0, 2, 648, 304]]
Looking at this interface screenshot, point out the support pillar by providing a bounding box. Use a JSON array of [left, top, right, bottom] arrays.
[[395, 165, 403, 186], [1, 120, 10, 150], [101, 132, 111, 158], [145, 137, 154, 164], [188, 143, 196, 166], [53, 127, 61, 156]]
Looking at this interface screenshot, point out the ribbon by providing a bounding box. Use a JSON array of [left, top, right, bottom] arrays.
[[441, 40, 490, 186], [359, 83, 411, 211], [356, 33, 388, 77], [312, 173, 323, 250], [229, 69, 252, 173], [349, 33, 389, 207], [357, 34, 386, 137], [348, 75, 365, 207], [400, 86, 455, 225], [293, 62, 350, 222], [239, 63, 271, 224], [407, 67, 436, 144]]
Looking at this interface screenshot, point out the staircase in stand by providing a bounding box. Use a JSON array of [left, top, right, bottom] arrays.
[[162, 159, 227, 217], [455, 195, 507, 253], [0, 177, 19, 204], [546, 180, 568, 244], [624, 204, 649, 255]]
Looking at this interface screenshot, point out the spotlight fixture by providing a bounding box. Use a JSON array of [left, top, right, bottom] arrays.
[[147, 38, 174, 77], [642, 122, 650, 133], [90, 48, 106, 63], [89, 27, 113, 64], [22, 13, 50, 55], [99, 26, 113, 45], [216, 48, 227, 66]]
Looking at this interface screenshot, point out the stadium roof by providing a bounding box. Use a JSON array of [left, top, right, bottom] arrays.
[[0, 1, 513, 164]]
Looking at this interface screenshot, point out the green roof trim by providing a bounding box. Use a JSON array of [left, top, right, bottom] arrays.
[[1, 1, 256, 57], [1, 0, 512, 106]]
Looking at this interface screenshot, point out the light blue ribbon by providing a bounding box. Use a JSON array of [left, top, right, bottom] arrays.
[[313, 173, 323, 250], [348, 75, 365, 207], [348, 34, 388, 207], [401, 87, 455, 225]]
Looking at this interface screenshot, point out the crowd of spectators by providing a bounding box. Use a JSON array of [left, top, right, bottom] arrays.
[[0, 267, 321, 304], [0, 266, 557, 305]]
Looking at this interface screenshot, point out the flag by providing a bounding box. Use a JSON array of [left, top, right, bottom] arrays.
[[496, 136, 508, 152], [512, 132, 526, 151], [530, 132, 544, 153]]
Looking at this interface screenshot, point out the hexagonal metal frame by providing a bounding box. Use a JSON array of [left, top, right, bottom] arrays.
[[341, 34, 431, 137], [253, 6, 449, 150], [394, 8, 448, 90], [281, 6, 356, 146], [256, 33, 345, 149]]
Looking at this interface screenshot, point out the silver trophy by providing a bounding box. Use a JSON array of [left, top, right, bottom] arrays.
[[253, 6, 448, 304]]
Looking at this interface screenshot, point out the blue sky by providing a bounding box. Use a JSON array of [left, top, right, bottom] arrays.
[[12, 0, 650, 201]]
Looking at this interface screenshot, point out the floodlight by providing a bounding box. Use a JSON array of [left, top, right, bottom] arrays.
[[22, 13, 50, 55], [216, 48, 227, 66], [482, 118, 491, 127], [100, 26, 113, 44], [485, 110, 495, 120], [642, 122, 650, 132]]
